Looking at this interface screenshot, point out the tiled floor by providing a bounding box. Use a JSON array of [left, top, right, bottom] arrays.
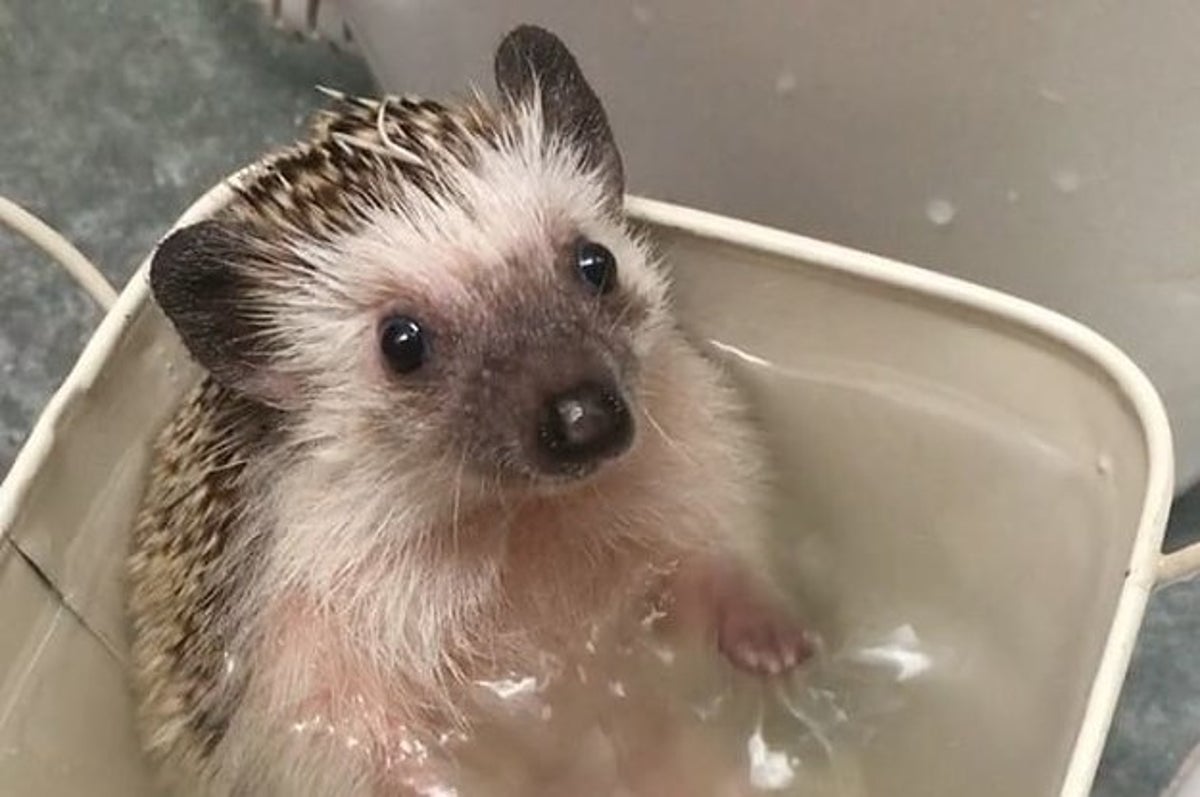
[[0, 1, 1195, 793]]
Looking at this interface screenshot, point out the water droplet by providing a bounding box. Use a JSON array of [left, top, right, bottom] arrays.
[[437, 729, 468, 746], [1037, 86, 1066, 104], [631, 4, 654, 25], [608, 680, 627, 698], [925, 198, 956, 227], [650, 643, 676, 665], [774, 70, 797, 95], [1096, 454, 1113, 475], [1052, 169, 1081, 193], [1006, 189, 1020, 203]]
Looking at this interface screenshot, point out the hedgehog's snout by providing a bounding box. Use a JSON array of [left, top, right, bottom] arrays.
[[536, 380, 632, 472]]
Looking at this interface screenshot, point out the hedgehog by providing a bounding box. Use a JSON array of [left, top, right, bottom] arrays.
[[127, 25, 811, 797]]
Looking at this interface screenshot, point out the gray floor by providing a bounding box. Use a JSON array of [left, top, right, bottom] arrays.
[[1096, 490, 1200, 796], [0, 0, 372, 472], [0, 1, 1196, 794]]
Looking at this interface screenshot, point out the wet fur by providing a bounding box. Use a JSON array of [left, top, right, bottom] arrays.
[[128, 26, 784, 796]]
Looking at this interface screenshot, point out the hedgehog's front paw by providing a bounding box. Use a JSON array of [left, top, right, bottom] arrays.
[[715, 591, 813, 676], [665, 556, 815, 676]]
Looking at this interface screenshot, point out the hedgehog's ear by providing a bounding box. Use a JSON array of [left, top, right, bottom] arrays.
[[150, 220, 292, 408], [494, 25, 624, 207]]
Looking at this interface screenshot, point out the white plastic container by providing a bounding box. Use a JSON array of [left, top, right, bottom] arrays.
[[0, 168, 1184, 796]]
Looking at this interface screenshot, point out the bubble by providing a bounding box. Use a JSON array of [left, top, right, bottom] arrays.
[[925, 198, 956, 227]]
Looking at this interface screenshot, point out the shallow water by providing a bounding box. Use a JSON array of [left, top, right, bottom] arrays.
[[713, 348, 1128, 797], [398, 334, 1129, 796], [365, 600, 905, 796]]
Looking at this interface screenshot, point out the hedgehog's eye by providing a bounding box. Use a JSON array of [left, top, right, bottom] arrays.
[[379, 315, 426, 374], [575, 239, 617, 294]]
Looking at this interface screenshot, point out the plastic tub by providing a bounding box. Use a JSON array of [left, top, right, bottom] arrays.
[[0, 167, 1182, 796]]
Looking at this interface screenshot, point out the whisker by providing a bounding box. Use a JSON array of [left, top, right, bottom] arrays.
[[640, 404, 691, 463], [451, 449, 467, 555]]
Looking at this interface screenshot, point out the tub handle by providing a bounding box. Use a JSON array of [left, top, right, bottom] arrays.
[[1158, 542, 1200, 586], [0, 196, 117, 311]]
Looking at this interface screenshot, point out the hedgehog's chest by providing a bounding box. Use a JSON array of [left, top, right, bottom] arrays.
[[232, 480, 709, 785], [243, 557, 694, 794]]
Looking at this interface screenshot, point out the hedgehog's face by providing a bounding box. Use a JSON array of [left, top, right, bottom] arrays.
[[343, 188, 668, 483], [150, 26, 672, 490]]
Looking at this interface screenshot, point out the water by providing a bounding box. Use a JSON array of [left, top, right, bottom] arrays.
[[378, 610, 917, 795], [692, 344, 1130, 797]]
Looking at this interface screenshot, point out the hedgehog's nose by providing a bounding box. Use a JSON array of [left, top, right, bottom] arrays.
[[537, 381, 632, 469]]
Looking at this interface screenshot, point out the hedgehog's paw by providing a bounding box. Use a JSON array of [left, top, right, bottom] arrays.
[[715, 591, 814, 676]]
